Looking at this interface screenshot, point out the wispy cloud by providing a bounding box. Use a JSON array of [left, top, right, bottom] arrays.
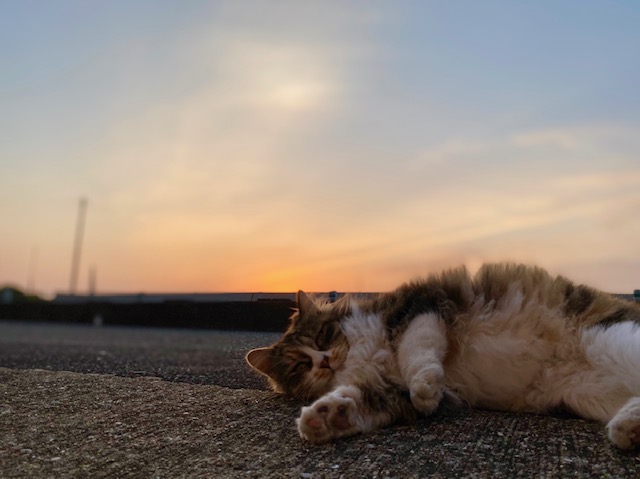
[[510, 129, 581, 150]]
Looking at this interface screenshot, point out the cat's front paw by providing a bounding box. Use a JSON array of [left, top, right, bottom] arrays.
[[409, 368, 444, 415], [607, 398, 640, 450], [297, 393, 360, 443]]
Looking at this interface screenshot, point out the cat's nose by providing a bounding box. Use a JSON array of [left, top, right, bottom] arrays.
[[319, 355, 331, 369]]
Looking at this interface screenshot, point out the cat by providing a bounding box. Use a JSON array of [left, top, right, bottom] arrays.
[[246, 263, 640, 449]]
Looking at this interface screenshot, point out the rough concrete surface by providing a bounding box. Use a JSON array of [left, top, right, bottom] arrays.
[[2, 367, 640, 479]]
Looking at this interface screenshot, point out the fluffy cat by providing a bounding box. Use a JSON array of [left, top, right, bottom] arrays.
[[246, 263, 640, 449]]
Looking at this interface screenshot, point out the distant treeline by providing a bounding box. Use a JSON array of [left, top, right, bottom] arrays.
[[0, 286, 45, 304]]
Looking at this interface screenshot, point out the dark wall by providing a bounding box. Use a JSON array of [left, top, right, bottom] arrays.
[[0, 300, 295, 332]]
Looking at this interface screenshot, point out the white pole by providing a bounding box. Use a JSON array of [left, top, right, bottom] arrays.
[[69, 198, 88, 294]]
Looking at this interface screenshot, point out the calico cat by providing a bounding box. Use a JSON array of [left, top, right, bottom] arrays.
[[246, 263, 640, 449]]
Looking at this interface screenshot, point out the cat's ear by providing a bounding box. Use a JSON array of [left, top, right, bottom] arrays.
[[245, 347, 273, 376], [332, 292, 352, 316], [297, 290, 319, 319]]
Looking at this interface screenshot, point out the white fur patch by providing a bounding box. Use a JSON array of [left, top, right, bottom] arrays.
[[582, 321, 640, 395], [397, 313, 448, 413], [336, 304, 400, 387], [397, 313, 447, 381]]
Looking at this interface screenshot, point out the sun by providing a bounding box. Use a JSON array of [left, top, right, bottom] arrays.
[[227, 41, 337, 112], [268, 81, 329, 110]]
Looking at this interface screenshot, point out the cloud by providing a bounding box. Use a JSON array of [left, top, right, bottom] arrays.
[[412, 139, 497, 167], [336, 124, 640, 290], [414, 124, 640, 164], [509, 124, 640, 151], [510, 129, 581, 150]]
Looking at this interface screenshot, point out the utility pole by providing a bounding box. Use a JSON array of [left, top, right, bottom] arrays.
[[88, 265, 97, 296], [69, 198, 88, 294]]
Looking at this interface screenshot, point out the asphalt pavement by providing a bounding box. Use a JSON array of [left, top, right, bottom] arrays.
[[0, 320, 278, 390], [2, 320, 640, 478]]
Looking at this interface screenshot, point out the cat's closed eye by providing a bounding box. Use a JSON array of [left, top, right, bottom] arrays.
[[288, 354, 312, 377], [315, 324, 334, 349]]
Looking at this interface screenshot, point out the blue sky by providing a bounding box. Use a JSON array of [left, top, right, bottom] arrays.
[[1, 1, 639, 296]]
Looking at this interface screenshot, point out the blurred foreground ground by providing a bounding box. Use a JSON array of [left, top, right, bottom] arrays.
[[2, 321, 640, 478]]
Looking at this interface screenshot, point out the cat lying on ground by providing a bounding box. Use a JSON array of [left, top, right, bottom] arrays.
[[246, 263, 640, 449]]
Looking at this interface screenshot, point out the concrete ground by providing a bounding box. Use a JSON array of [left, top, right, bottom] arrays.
[[1, 321, 640, 478]]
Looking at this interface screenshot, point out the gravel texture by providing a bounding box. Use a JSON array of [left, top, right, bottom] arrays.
[[2, 367, 640, 478]]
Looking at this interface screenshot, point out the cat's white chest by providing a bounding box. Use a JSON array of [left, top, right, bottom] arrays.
[[336, 310, 401, 387]]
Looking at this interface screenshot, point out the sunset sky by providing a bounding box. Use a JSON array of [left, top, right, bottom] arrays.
[[1, 1, 639, 297]]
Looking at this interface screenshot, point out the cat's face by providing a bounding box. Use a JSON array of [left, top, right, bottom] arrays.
[[246, 291, 350, 400]]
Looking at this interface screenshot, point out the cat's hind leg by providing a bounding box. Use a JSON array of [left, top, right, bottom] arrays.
[[552, 369, 640, 449], [397, 312, 448, 415], [576, 321, 640, 449], [607, 397, 640, 450], [548, 321, 640, 449]]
